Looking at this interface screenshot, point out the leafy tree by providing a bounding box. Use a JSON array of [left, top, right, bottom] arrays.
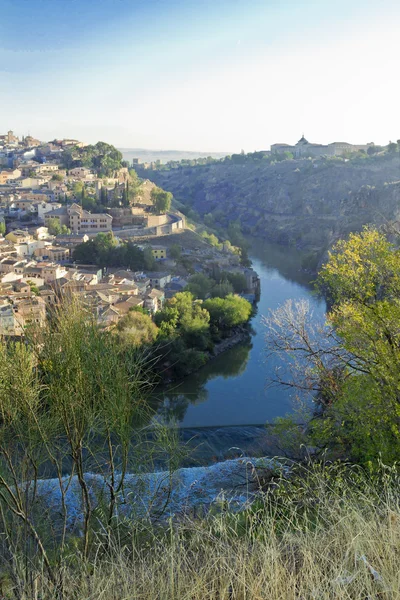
[[211, 282, 234, 298], [116, 310, 159, 347], [267, 228, 400, 464], [155, 291, 210, 349], [82, 195, 97, 211], [46, 218, 62, 236], [204, 295, 252, 330], [51, 173, 63, 181], [61, 141, 123, 177], [151, 187, 172, 214], [223, 272, 247, 293], [0, 221, 5, 236], [143, 247, 156, 271], [186, 273, 214, 299], [317, 227, 400, 305], [26, 280, 39, 295], [99, 186, 108, 205], [169, 244, 181, 260], [60, 225, 71, 235], [388, 142, 398, 153], [367, 144, 383, 155]]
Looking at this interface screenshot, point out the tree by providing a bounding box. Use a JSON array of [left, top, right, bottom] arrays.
[[155, 291, 211, 349], [46, 218, 62, 236], [143, 246, 156, 271], [367, 144, 383, 155], [51, 173, 63, 181], [100, 186, 108, 205], [211, 282, 234, 298], [151, 187, 172, 214], [388, 142, 398, 153], [224, 272, 247, 293], [116, 310, 158, 346], [169, 244, 181, 260], [204, 295, 252, 330], [0, 221, 5, 236], [82, 195, 97, 211], [60, 141, 123, 177], [60, 225, 71, 235], [121, 185, 128, 207], [186, 273, 214, 300], [26, 280, 39, 295], [265, 228, 400, 464]]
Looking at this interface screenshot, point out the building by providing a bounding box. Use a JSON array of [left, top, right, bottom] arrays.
[[37, 202, 63, 222], [54, 233, 89, 247], [5, 230, 33, 244], [271, 135, 374, 158], [0, 131, 19, 146], [150, 245, 167, 260], [67, 204, 112, 233], [44, 203, 112, 234], [68, 167, 92, 179], [146, 272, 171, 289], [144, 288, 165, 313]]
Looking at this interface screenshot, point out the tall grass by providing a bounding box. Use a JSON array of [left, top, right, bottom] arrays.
[[3, 461, 400, 599]]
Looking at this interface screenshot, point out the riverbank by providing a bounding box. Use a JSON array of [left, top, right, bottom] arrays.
[[151, 239, 326, 431], [210, 326, 251, 358]]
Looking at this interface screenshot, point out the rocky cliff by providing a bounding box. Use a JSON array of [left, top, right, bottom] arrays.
[[142, 154, 400, 253]]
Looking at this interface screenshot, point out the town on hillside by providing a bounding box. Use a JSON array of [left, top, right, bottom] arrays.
[[0, 130, 259, 336]]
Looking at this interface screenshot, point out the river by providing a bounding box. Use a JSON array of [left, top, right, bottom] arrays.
[[152, 239, 326, 461]]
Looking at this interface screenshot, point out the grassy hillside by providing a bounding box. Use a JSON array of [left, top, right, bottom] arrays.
[[142, 154, 400, 254]]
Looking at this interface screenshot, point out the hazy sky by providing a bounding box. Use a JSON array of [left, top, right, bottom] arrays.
[[1, 0, 399, 152]]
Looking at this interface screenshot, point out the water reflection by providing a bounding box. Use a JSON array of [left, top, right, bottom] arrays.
[[153, 338, 252, 424], [152, 238, 326, 429]]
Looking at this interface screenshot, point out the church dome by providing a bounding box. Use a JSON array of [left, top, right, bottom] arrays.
[[297, 135, 309, 144]]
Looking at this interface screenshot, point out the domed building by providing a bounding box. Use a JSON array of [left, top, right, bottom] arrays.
[[271, 135, 372, 157]]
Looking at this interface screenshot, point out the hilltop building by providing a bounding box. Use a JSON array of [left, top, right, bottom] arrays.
[[44, 203, 112, 234], [271, 136, 374, 158]]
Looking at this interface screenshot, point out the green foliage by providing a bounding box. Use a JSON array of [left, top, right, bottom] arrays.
[[151, 187, 172, 214], [26, 280, 40, 296], [51, 173, 63, 181], [200, 230, 222, 249], [143, 246, 156, 271], [272, 228, 400, 464], [82, 195, 97, 211], [155, 292, 211, 352], [223, 271, 247, 293], [46, 217, 62, 235], [318, 227, 400, 305], [186, 273, 214, 299], [211, 282, 234, 298], [367, 144, 383, 155], [204, 295, 252, 330], [116, 310, 159, 347], [73, 232, 152, 271], [0, 221, 5, 235], [61, 141, 123, 176], [169, 243, 181, 259], [72, 181, 83, 196]]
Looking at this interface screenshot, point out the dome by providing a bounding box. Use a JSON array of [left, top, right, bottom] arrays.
[[297, 135, 309, 144]]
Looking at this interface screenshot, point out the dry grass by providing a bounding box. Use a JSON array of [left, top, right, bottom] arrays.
[[7, 462, 400, 600]]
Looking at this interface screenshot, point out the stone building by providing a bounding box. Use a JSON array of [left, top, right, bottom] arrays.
[[271, 135, 373, 157]]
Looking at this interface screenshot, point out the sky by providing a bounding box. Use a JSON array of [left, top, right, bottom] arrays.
[[1, 0, 399, 152]]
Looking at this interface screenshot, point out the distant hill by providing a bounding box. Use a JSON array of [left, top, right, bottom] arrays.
[[141, 154, 400, 258], [119, 148, 229, 165]]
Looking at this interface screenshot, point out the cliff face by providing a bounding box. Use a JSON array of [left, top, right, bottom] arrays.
[[142, 155, 400, 251]]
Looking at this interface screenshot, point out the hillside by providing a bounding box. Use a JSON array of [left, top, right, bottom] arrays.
[[141, 154, 400, 254]]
